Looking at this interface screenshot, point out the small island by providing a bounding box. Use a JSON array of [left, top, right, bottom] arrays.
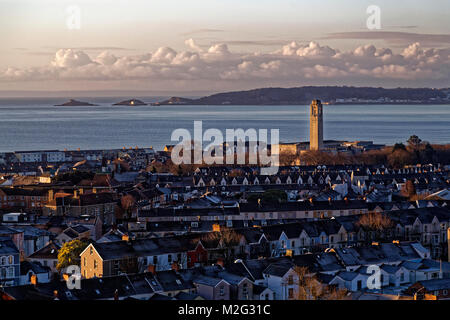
[[151, 97, 194, 106], [113, 99, 147, 106], [55, 99, 98, 106]]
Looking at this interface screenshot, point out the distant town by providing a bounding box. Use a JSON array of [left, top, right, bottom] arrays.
[[0, 99, 449, 301]]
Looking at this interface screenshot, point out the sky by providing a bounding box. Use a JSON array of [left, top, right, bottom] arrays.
[[0, 0, 449, 95]]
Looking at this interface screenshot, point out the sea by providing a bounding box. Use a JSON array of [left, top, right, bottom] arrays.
[[0, 98, 449, 152]]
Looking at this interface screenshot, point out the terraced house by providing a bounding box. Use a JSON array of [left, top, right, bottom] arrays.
[[0, 187, 49, 210], [0, 237, 20, 286]]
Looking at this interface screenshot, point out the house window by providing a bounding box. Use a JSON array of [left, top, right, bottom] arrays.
[[219, 286, 225, 296], [400, 273, 404, 281], [8, 256, 13, 265], [90, 247, 93, 255], [84, 257, 86, 267], [153, 256, 158, 265], [287, 275, 294, 285], [7, 267, 14, 278], [94, 260, 97, 269]]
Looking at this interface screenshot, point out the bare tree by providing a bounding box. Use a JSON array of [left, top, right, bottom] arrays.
[[293, 266, 347, 300]]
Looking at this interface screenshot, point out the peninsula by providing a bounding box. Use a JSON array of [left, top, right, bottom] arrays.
[[154, 86, 450, 106]]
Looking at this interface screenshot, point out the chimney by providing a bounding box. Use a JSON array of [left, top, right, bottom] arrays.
[[171, 262, 180, 272], [147, 264, 156, 274], [216, 258, 224, 268], [30, 274, 38, 286]]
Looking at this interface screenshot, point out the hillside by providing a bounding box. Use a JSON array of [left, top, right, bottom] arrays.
[[155, 86, 450, 105]]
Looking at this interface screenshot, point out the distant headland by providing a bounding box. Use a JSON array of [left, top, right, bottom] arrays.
[[55, 99, 98, 106], [152, 86, 450, 106]]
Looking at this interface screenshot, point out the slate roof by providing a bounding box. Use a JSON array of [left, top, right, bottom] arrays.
[[28, 242, 60, 260], [0, 237, 19, 255], [416, 278, 450, 291]]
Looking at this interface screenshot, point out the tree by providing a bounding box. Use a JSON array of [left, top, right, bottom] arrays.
[[202, 227, 242, 263], [247, 189, 287, 204], [293, 266, 347, 300], [407, 135, 422, 147], [392, 143, 406, 152], [56, 239, 89, 271], [121, 194, 136, 218], [357, 212, 393, 231], [387, 148, 413, 167]]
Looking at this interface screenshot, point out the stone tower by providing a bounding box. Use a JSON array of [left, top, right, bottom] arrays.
[[309, 99, 323, 150]]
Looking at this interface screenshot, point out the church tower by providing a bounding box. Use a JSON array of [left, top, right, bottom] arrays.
[[309, 99, 323, 150]]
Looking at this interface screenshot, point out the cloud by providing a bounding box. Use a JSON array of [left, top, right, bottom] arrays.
[[324, 31, 450, 47], [278, 41, 337, 57], [1, 41, 449, 89], [185, 38, 203, 52], [51, 49, 93, 68]]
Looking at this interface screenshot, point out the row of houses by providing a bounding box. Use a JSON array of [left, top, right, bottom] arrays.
[[3, 240, 449, 300]]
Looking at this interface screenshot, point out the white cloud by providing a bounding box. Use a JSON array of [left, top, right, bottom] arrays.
[[51, 49, 93, 68], [1, 41, 449, 89]]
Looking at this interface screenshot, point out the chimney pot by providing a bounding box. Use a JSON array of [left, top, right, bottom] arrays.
[[216, 258, 224, 267], [147, 264, 156, 274]]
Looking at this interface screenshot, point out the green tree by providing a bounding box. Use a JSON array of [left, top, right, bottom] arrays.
[[56, 239, 89, 271], [247, 189, 287, 204]]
